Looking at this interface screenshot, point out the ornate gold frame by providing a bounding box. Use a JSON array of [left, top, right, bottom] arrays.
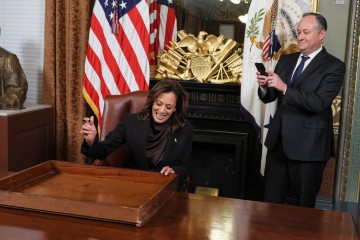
[[337, 0, 360, 203]]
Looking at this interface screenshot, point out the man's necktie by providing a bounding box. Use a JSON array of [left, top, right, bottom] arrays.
[[291, 56, 310, 86]]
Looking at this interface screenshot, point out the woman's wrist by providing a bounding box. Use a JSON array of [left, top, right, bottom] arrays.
[[85, 139, 93, 146]]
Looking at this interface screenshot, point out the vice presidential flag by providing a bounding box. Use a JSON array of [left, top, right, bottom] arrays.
[[149, 0, 177, 65], [83, 0, 150, 134], [241, 0, 311, 175]]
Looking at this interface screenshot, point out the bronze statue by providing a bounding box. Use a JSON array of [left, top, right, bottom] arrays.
[[0, 47, 28, 109]]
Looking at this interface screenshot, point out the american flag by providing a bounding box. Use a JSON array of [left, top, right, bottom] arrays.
[[83, 0, 150, 133], [262, 1, 281, 60], [149, 0, 177, 65], [262, 29, 281, 59]]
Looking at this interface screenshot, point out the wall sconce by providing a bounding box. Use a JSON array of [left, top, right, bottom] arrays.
[[229, 0, 249, 4], [219, 0, 249, 4], [238, 13, 248, 23]]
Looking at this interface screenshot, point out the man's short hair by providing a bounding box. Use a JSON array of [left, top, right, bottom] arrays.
[[303, 12, 327, 31]]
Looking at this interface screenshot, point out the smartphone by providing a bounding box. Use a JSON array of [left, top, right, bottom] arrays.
[[255, 63, 268, 76]]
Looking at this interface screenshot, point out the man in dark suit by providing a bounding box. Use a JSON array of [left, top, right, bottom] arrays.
[[256, 13, 345, 208]]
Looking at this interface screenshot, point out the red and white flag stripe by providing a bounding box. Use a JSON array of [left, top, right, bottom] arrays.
[[83, 0, 150, 132], [149, 0, 177, 65]]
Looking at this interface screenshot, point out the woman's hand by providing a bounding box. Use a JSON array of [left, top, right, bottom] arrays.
[[80, 116, 97, 146], [160, 166, 175, 176]]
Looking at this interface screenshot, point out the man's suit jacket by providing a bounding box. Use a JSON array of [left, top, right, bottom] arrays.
[[82, 113, 193, 182], [258, 48, 345, 161]]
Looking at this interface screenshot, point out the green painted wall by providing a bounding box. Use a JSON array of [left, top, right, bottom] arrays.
[[319, 0, 351, 61]]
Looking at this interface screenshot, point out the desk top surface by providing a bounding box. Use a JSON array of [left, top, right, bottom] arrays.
[[0, 192, 358, 240], [0, 103, 51, 116]]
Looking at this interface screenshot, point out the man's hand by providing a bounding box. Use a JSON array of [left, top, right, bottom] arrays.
[[257, 70, 287, 93]]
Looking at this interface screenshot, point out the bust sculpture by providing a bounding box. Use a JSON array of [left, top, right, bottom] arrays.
[[0, 47, 28, 109]]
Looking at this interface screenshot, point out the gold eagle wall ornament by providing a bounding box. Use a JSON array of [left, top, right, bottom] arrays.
[[154, 31, 242, 84]]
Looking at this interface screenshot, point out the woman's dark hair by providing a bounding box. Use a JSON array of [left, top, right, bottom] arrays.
[[138, 79, 189, 131], [302, 12, 327, 31]]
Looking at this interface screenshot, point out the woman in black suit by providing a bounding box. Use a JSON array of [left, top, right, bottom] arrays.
[[80, 79, 193, 187]]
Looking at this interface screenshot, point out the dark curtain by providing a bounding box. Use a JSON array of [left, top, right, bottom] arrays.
[[43, 0, 94, 163]]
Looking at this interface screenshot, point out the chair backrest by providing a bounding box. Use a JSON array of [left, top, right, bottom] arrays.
[[99, 90, 148, 167]]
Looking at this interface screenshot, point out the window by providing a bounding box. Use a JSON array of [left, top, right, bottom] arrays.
[[0, 0, 45, 104]]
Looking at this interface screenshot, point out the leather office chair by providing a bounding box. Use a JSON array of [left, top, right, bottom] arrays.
[[92, 90, 190, 192], [93, 90, 148, 167]]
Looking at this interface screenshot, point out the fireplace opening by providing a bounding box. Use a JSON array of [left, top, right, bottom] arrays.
[[188, 129, 247, 199]]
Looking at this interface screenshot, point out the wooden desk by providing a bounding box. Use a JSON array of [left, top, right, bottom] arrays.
[[0, 192, 357, 240], [0, 170, 13, 178]]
